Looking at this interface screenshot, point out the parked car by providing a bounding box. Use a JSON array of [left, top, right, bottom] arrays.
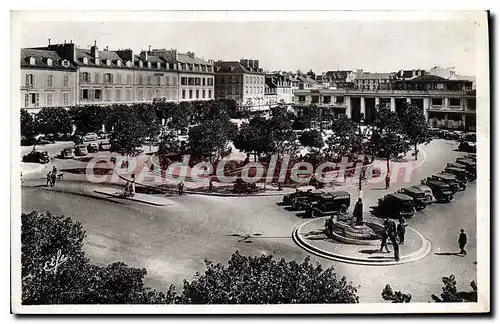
[[422, 180, 454, 203], [447, 162, 475, 181], [23, 150, 50, 164], [60, 147, 75, 159], [429, 173, 465, 192], [305, 191, 351, 218], [376, 193, 416, 219], [74, 144, 88, 156], [458, 141, 476, 153], [99, 141, 111, 151], [398, 186, 428, 211], [413, 184, 437, 204], [465, 153, 477, 162], [282, 185, 316, 206], [444, 167, 469, 184], [456, 158, 477, 179], [87, 142, 99, 153]]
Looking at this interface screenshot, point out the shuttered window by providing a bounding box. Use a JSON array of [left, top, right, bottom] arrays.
[[24, 94, 29, 107]]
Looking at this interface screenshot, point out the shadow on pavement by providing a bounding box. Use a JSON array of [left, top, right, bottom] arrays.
[[434, 252, 463, 256], [359, 248, 383, 255]]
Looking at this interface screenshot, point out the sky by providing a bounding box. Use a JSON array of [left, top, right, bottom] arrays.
[[20, 20, 478, 76]]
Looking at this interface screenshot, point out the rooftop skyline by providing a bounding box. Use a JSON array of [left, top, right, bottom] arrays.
[[20, 20, 477, 76]]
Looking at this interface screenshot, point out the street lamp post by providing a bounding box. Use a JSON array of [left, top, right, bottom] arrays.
[[355, 113, 365, 226]]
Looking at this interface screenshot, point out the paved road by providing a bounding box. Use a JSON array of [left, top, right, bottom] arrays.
[[21, 139, 477, 302]]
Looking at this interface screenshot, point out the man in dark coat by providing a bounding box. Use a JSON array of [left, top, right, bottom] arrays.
[[51, 166, 58, 186], [379, 228, 390, 253], [458, 229, 467, 255], [353, 198, 363, 225], [393, 240, 400, 262], [177, 181, 184, 196], [397, 218, 408, 244]]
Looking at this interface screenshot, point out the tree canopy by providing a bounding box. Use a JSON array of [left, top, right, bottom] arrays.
[[35, 107, 72, 135], [299, 129, 324, 150], [20, 109, 37, 139], [400, 102, 432, 160]]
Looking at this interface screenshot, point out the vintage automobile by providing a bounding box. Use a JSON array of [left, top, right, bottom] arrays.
[[413, 184, 437, 204], [293, 189, 336, 211], [429, 173, 465, 192], [74, 144, 88, 156], [458, 140, 476, 153], [398, 186, 427, 211], [465, 153, 477, 162], [232, 178, 260, 194], [86, 142, 99, 153], [99, 140, 111, 151], [22, 150, 50, 164], [282, 185, 316, 206], [423, 180, 454, 203], [60, 147, 75, 159], [463, 132, 476, 142], [305, 191, 351, 218], [444, 166, 469, 184], [376, 193, 416, 219], [456, 158, 477, 179]]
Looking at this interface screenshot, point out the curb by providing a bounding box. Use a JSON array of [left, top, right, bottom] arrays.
[[184, 190, 289, 197], [94, 190, 166, 206], [292, 217, 432, 266]]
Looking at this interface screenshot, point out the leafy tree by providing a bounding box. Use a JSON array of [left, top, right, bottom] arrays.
[[233, 116, 272, 159], [178, 251, 359, 304], [109, 105, 149, 156], [431, 275, 478, 303], [372, 106, 409, 174], [69, 105, 105, 134], [299, 129, 324, 151], [400, 102, 432, 160], [292, 115, 307, 130], [20, 109, 37, 139], [381, 285, 412, 303], [302, 104, 321, 129], [35, 107, 72, 135], [136, 103, 161, 144], [169, 102, 192, 131], [216, 99, 238, 118], [188, 118, 232, 164], [326, 115, 362, 160], [268, 104, 298, 158], [21, 211, 173, 304]]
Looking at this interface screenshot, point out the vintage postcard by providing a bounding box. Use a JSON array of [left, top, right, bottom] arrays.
[[11, 10, 490, 314]]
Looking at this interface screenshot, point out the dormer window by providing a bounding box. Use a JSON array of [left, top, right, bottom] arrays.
[[46, 58, 52, 66], [83, 57, 88, 65], [126, 61, 131, 67], [147, 61, 151, 68], [106, 59, 111, 66], [116, 60, 122, 67], [29, 57, 35, 65], [61, 59, 69, 67], [94, 59, 100, 65], [157, 62, 161, 69], [139, 61, 143, 68], [166, 62, 170, 69]]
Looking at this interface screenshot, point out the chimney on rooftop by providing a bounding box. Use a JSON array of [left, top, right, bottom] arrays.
[[48, 38, 51, 46], [91, 41, 99, 59]]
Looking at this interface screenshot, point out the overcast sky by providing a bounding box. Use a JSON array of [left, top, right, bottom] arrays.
[[20, 20, 477, 75]]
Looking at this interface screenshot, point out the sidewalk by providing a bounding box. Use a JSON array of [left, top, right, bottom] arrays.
[[94, 188, 173, 206], [21, 162, 46, 175]]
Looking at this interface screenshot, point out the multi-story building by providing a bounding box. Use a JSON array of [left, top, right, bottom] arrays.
[[152, 49, 214, 102], [354, 72, 397, 91], [293, 74, 476, 130], [214, 59, 265, 109], [264, 76, 278, 107], [21, 47, 78, 112]]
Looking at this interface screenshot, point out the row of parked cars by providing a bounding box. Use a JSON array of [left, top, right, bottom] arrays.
[[376, 154, 477, 218], [280, 153, 476, 220], [60, 132, 111, 159], [430, 128, 477, 153]]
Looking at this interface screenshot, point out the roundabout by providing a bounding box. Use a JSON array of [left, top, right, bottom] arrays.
[[292, 215, 432, 266]]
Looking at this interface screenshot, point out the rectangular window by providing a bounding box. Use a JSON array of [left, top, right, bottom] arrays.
[[94, 89, 102, 100], [208, 90, 212, 99], [148, 89, 153, 99], [189, 90, 193, 99], [299, 96, 306, 102], [449, 98, 461, 107], [25, 74, 34, 87], [82, 89, 89, 100], [104, 73, 113, 84], [196, 90, 199, 99], [116, 74, 122, 84], [46, 93, 53, 105], [166, 76, 170, 86], [95, 73, 101, 84], [63, 75, 69, 87], [157, 76, 162, 86], [188, 77, 194, 86], [228, 76, 232, 83], [173, 77, 177, 86], [432, 98, 443, 106], [202, 89, 206, 98], [335, 96, 344, 103], [63, 92, 69, 105], [127, 74, 132, 85], [116, 89, 121, 101], [138, 89, 144, 101], [202, 78, 206, 86], [195, 78, 201, 86], [182, 89, 186, 99], [47, 75, 53, 87], [24, 94, 29, 107], [148, 75, 153, 85], [127, 89, 132, 101], [208, 78, 213, 86], [181, 77, 187, 86]]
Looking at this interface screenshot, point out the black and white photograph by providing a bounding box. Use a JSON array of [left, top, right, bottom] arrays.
[[10, 10, 490, 314]]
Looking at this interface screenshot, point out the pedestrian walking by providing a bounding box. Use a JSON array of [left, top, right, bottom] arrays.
[[51, 166, 58, 187], [458, 229, 467, 255], [177, 181, 184, 196], [387, 219, 397, 243], [380, 229, 390, 253], [393, 240, 400, 262], [385, 174, 390, 189], [46, 171, 52, 187], [397, 218, 408, 244], [209, 179, 215, 192]]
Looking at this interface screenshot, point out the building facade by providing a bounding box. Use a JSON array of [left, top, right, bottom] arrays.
[[293, 75, 476, 130], [214, 59, 265, 109], [354, 72, 397, 91], [21, 48, 78, 112]]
